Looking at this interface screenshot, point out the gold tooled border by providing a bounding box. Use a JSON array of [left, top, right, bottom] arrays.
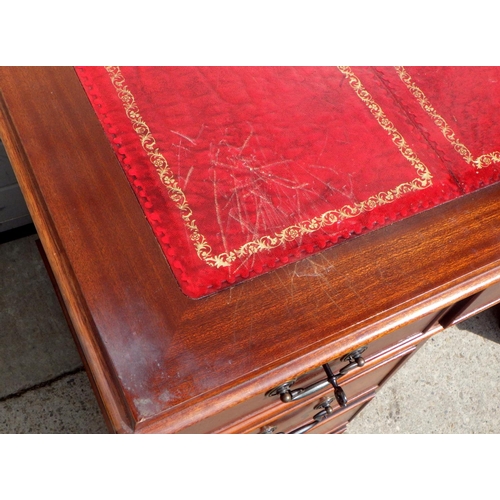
[[396, 66, 500, 170], [105, 66, 433, 269]]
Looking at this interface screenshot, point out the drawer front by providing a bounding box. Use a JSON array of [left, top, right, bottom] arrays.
[[179, 311, 442, 434], [246, 345, 417, 434], [250, 391, 376, 435], [306, 392, 375, 434], [0, 140, 32, 232], [442, 280, 500, 327], [0, 139, 17, 188], [261, 313, 442, 406], [0, 183, 32, 231]]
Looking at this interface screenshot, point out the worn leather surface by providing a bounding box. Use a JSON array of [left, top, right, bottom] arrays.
[[76, 66, 500, 298]]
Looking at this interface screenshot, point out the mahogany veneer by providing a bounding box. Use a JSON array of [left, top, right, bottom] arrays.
[[1, 67, 500, 433]]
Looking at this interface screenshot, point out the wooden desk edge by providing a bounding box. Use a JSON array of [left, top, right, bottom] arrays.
[[0, 89, 134, 433]]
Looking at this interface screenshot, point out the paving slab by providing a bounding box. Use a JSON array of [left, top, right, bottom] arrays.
[[346, 308, 500, 433], [0, 234, 83, 399], [0, 371, 107, 433]]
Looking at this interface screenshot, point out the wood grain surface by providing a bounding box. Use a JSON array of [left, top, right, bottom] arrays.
[[2, 67, 500, 433]]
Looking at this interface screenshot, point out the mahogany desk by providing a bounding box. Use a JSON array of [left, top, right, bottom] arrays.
[[1, 67, 500, 434]]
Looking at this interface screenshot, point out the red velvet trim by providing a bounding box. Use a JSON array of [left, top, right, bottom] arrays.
[[75, 66, 500, 298]]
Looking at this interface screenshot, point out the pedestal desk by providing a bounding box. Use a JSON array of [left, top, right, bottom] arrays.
[[1, 67, 500, 434]]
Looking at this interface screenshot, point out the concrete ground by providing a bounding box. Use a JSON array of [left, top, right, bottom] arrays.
[[1, 227, 500, 434]]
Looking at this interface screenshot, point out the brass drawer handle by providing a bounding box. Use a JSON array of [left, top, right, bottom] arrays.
[[266, 346, 367, 408], [289, 399, 335, 434], [260, 398, 335, 434]]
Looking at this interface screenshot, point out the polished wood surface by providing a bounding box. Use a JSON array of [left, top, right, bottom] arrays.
[[2, 67, 500, 433]]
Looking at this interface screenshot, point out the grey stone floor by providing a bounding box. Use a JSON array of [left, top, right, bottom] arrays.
[[1, 229, 500, 434], [0, 231, 108, 433], [346, 308, 500, 433]]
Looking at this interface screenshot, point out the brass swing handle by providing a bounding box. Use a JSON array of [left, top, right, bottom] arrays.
[[288, 400, 335, 434], [268, 347, 367, 407], [260, 399, 335, 434]]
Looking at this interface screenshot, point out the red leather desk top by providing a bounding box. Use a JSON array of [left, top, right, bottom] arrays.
[[76, 67, 500, 298]]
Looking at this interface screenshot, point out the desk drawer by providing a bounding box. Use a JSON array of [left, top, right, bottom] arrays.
[[245, 344, 418, 434], [261, 313, 441, 408], [179, 311, 443, 434], [253, 390, 376, 435], [306, 391, 375, 434], [0, 140, 32, 232], [441, 280, 500, 328]]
